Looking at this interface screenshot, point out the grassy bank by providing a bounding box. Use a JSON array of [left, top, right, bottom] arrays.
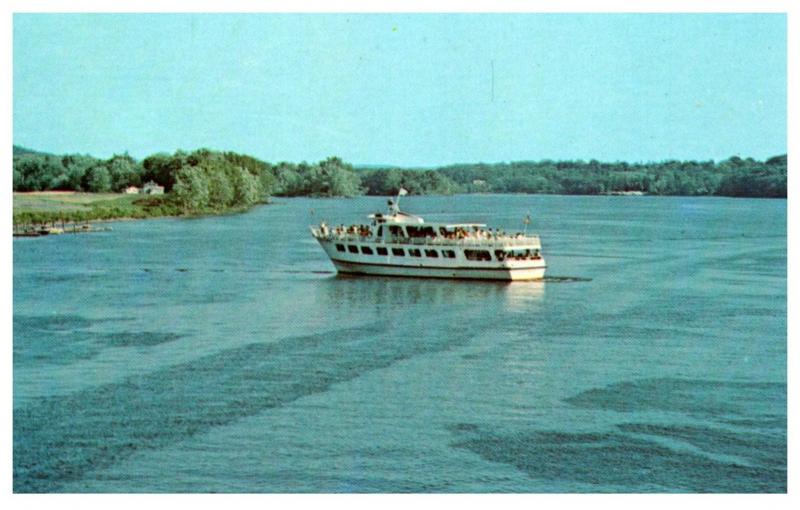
[[12, 191, 182, 228]]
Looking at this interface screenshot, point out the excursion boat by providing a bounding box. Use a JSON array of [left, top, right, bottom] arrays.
[[310, 190, 546, 281]]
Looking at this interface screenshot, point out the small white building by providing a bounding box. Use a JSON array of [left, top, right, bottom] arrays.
[[141, 181, 164, 195], [124, 186, 140, 194]]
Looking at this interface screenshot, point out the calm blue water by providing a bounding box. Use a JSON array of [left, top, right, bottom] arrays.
[[13, 194, 786, 493]]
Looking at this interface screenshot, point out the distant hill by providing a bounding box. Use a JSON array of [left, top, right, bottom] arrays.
[[13, 145, 54, 158], [353, 163, 402, 170], [354, 164, 437, 171], [766, 154, 787, 166]]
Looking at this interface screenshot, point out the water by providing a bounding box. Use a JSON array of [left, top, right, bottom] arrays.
[[13, 194, 786, 493]]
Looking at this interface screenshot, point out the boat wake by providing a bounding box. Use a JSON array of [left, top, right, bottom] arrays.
[[541, 276, 592, 283]]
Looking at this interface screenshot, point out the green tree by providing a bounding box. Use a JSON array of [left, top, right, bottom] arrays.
[[82, 165, 112, 193], [107, 154, 140, 191], [230, 166, 262, 206], [272, 163, 303, 196], [173, 165, 211, 212], [141, 151, 186, 191], [205, 162, 235, 208], [321, 157, 362, 197]]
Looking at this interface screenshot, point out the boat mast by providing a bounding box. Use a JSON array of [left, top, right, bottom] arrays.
[[389, 187, 408, 215]]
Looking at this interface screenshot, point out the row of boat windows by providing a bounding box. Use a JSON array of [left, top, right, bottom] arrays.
[[335, 243, 540, 261], [336, 243, 456, 258]]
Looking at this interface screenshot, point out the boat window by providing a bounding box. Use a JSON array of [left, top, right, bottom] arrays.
[[389, 225, 405, 237], [377, 247, 388, 256], [361, 246, 374, 255], [409, 248, 421, 257], [442, 250, 456, 259], [494, 250, 506, 261], [464, 249, 492, 261], [425, 249, 439, 258], [406, 226, 437, 238], [377, 226, 383, 237], [506, 249, 540, 260], [336, 244, 345, 252], [392, 247, 405, 256], [348, 245, 359, 254]]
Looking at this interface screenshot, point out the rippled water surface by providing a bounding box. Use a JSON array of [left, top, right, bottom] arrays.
[[13, 194, 786, 492]]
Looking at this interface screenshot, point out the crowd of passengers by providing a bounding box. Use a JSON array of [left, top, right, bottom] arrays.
[[324, 224, 373, 237], [495, 249, 542, 261], [320, 222, 529, 241]]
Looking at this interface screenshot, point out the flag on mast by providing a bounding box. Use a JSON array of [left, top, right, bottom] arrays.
[[398, 188, 408, 196]]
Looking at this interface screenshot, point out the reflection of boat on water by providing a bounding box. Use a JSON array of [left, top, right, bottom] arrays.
[[311, 190, 546, 281], [320, 274, 545, 312], [502, 279, 545, 311]]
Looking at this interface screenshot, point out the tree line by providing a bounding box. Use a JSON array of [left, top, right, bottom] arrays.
[[12, 147, 363, 215], [13, 145, 786, 202], [361, 155, 787, 198]]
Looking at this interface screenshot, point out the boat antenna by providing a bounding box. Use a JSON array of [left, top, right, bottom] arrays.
[[523, 212, 531, 236]]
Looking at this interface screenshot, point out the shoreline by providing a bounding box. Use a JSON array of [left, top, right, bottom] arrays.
[[13, 190, 787, 238], [12, 193, 274, 237]]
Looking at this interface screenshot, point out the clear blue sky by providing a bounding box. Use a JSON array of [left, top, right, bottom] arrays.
[[13, 13, 786, 166]]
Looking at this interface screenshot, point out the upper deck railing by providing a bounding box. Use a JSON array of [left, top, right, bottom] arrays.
[[311, 229, 541, 248]]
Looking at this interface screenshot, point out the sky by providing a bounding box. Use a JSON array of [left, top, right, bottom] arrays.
[[12, 13, 787, 166]]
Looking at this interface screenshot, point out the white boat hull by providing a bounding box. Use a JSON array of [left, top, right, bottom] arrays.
[[330, 258, 546, 281]]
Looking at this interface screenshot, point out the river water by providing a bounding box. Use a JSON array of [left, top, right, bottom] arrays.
[[13, 194, 786, 492]]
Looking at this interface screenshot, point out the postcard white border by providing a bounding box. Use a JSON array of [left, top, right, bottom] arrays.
[[1, 2, 794, 509]]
